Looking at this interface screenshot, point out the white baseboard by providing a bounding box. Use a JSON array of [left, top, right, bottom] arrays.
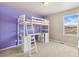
[[0, 45, 21, 51], [52, 39, 77, 48]]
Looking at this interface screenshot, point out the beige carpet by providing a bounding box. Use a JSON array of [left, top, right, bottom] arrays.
[[0, 41, 78, 57]]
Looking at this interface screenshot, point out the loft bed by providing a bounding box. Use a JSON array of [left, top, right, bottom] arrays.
[[17, 14, 49, 54], [18, 14, 49, 45]]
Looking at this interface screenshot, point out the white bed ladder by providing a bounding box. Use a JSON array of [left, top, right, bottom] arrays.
[[25, 20, 38, 56]]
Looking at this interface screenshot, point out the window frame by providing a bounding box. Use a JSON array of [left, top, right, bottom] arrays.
[[63, 13, 79, 37]]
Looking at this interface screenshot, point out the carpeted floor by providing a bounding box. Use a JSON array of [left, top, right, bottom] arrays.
[[0, 40, 78, 57]]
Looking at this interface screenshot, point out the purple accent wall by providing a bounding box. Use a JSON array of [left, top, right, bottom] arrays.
[[0, 4, 44, 49]]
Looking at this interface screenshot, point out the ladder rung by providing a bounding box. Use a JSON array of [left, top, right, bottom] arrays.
[[31, 47, 36, 50], [31, 45, 35, 47], [18, 40, 22, 41], [31, 38, 35, 39]]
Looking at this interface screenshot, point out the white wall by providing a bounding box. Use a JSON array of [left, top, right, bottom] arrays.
[[46, 7, 79, 47]]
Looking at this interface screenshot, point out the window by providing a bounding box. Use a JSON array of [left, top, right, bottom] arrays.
[[63, 14, 78, 36]]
